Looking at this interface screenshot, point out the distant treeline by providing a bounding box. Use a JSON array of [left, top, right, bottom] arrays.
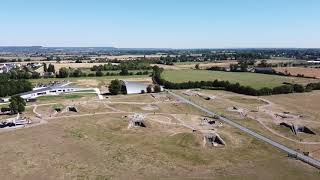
[[90, 60, 151, 71], [0, 75, 33, 97], [152, 66, 320, 96]]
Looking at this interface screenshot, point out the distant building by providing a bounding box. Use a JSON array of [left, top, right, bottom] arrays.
[[119, 80, 163, 94], [307, 60, 320, 64], [120, 80, 150, 94], [0, 63, 21, 73]]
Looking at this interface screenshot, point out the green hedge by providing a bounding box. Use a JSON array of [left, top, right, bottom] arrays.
[[152, 66, 320, 96]]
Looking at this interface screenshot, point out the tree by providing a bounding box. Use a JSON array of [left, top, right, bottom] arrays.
[[95, 71, 103, 77], [195, 64, 200, 70], [109, 79, 122, 95], [47, 64, 55, 73], [154, 84, 161, 93], [120, 67, 129, 76], [9, 95, 26, 114], [293, 84, 305, 93], [72, 69, 83, 77], [146, 85, 153, 93], [58, 67, 69, 78], [43, 63, 47, 72]]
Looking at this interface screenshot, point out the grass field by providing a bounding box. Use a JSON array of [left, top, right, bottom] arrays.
[[162, 70, 320, 89], [37, 93, 96, 102], [29, 74, 150, 83]]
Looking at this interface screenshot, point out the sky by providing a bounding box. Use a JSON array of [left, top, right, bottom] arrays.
[[0, 0, 320, 48]]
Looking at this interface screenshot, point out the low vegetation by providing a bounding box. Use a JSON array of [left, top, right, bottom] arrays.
[[153, 67, 320, 96], [0, 74, 33, 97]]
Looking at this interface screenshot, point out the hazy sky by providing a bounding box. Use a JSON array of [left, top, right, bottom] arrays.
[[0, 0, 319, 48]]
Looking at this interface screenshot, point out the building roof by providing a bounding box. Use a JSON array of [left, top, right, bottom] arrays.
[[121, 80, 150, 94], [18, 85, 78, 96]]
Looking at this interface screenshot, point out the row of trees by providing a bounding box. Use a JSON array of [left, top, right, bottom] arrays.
[[152, 66, 320, 96], [0, 75, 33, 97], [91, 60, 151, 71], [7, 68, 40, 79], [43, 63, 55, 73], [56, 67, 150, 78]]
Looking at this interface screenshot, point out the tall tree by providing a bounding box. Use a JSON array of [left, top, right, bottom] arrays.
[[47, 64, 55, 73], [58, 67, 69, 78], [108, 79, 122, 95], [43, 63, 47, 72], [9, 95, 26, 114]]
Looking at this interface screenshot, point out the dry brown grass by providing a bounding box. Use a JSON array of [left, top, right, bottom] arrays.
[[274, 67, 320, 78], [0, 113, 318, 179], [0, 93, 319, 179], [175, 90, 320, 159]]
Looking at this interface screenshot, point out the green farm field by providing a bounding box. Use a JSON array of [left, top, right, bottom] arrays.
[[162, 70, 320, 89]]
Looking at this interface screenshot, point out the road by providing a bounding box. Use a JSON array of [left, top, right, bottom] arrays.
[[167, 90, 320, 169]]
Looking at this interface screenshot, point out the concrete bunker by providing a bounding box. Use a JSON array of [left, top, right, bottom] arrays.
[[128, 113, 147, 128], [133, 119, 146, 127], [67, 106, 78, 113], [280, 122, 316, 135], [201, 116, 216, 125], [203, 133, 226, 146], [0, 114, 31, 128]]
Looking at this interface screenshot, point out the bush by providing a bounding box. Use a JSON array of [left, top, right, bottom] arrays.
[[146, 85, 153, 93], [108, 79, 122, 95], [272, 85, 294, 94], [154, 85, 161, 93], [293, 84, 305, 93], [95, 71, 103, 77]]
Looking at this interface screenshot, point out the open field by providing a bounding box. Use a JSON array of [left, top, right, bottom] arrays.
[[274, 67, 320, 78], [0, 92, 319, 179], [29, 75, 152, 88], [151, 61, 238, 70], [162, 70, 320, 89], [176, 89, 320, 159]]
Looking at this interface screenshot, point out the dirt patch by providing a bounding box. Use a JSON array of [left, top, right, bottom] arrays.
[[74, 79, 100, 87], [274, 67, 320, 78], [141, 104, 159, 111]]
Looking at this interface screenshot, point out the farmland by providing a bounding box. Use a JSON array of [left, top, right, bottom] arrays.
[[162, 70, 320, 89], [274, 67, 320, 79]]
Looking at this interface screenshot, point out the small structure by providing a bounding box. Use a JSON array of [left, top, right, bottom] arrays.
[[203, 133, 226, 146], [128, 113, 147, 128], [132, 119, 146, 127], [0, 114, 31, 128], [67, 106, 78, 112], [0, 107, 11, 115], [200, 116, 216, 125], [280, 122, 316, 135], [16, 83, 92, 101]]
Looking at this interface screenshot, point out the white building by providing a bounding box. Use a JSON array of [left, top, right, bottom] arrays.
[[18, 86, 86, 100], [119, 80, 163, 94]]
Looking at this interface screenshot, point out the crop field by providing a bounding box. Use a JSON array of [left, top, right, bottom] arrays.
[[162, 70, 320, 89], [274, 67, 320, 78]]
